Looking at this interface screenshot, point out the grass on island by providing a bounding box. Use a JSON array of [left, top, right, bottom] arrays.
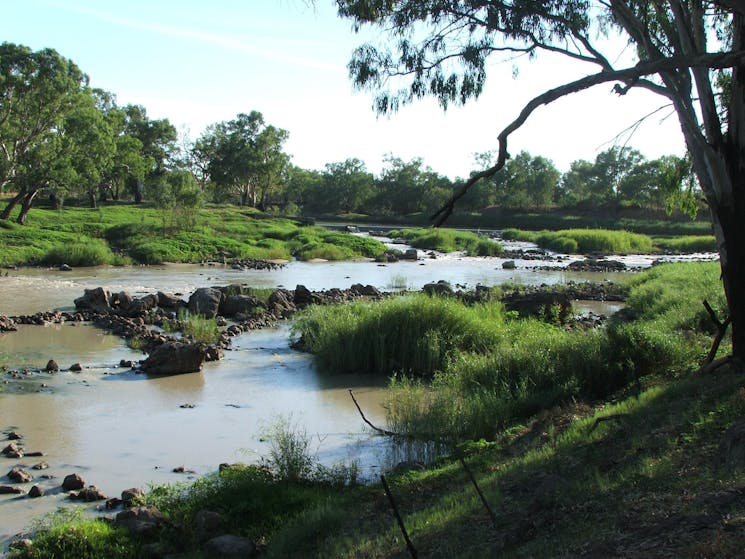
[[387, 227, 503, 255]]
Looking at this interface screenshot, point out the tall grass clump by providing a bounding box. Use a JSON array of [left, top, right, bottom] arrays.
[[41, 239, 116, 266], [293, 294, 505, 376], [178, 309, 219, 344]]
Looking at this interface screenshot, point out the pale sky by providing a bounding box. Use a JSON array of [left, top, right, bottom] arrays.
[[2, 0, 687, 178]]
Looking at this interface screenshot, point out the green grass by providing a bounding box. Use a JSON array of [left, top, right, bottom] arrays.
[[8, 509, 137, 559], [387, 228, 503, 255]]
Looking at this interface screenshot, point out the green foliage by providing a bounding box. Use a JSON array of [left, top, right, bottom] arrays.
[[263, 416, 316, 482], [0, 205, 389, 265]]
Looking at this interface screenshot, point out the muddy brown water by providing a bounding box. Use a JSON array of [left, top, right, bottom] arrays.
[[0, 243, 715, 543]]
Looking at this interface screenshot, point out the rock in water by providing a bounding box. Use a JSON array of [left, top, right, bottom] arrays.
[[141, 342, 207, 375]]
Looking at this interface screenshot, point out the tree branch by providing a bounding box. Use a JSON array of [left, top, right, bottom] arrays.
[[431, 50, 745, 225]]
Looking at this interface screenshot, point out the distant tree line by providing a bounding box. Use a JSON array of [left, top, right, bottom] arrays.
[[0, 42, 698, 224]]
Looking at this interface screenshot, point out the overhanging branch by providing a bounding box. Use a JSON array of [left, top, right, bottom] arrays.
[[431, 50, 745, 226]]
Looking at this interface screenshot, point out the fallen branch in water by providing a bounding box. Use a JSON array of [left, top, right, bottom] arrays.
[[348, 389, 401, 437]]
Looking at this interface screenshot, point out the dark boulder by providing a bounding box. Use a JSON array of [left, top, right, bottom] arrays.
[[268, 289, 295, 315], [74, 287, 112, 313], [423, 281, 455, 297], [45, 359, 59, 372], [62, 473, 85, 491], [70, 485, 107, 501], [141, 342, 207, 375], [122, 487, 144, 507], [157, 291, 186, 310], [219, 295, 267, 318], [294, 284, 322, 307], [350, 284, 382, 298], [188, 287, 223, 318], [7, 467, 32, 483], [28, 485, 44, 498], [126, 294, 159, 316], [503, 291, 573, 323], [115, 506, 168, 537], [0, 315, 17, 332]]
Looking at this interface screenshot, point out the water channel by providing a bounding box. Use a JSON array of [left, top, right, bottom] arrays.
[[0, 236, 716, 543]]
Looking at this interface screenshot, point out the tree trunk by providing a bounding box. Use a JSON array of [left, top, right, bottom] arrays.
[[88, 189, 97, 208], [1, 190, 25, 220], [16, 189, 39, 225]]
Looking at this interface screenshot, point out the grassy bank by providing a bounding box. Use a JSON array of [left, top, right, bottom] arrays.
[[0, 205, 387, 266]]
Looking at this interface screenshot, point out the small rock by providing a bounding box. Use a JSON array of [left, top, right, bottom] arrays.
[[32, 461, 49, 471], [106, 497, 123, 509], [121, 487, 144, 507], [7, 467, 32, 483], [69, 363, 83, 372], [0, 485, 24, 494], [502, 260, 516, 270], [115, 506, 168, 537], [45, 360, 59, 372], [62, 473, 85, 491], [59, 264, 73, 272], [28, 485, 44, 498], [7, 431, 22, 440], [70, 485, 107, 502], [119, 359, 134, 368], [2, 442, 20, 455]]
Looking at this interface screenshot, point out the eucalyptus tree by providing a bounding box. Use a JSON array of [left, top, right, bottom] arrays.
[[337, 1, 745, 360], [197, 111, 290, 207], [0, 43, 89, 219], [320, 158, 375, 214], [120, 104, 178, 201], [375, 155, 453, 215], [91, 91, 149, 204]]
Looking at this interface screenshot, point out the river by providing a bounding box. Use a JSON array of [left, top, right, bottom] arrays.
[[0, 237, 716, 543]]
